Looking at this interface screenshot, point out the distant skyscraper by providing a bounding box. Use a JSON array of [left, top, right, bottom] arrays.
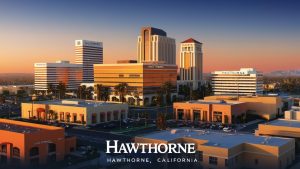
[[211, 68, 263, 96], [179, 38, 203, 90], [34, 60, 82, 91], [137, 27, 176, 64], [75, 40, 103, 82]]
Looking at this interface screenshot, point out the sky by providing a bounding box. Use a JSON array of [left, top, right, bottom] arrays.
[[0, 0, 299, 73]]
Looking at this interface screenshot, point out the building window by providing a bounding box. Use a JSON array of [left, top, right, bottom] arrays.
[[198, 151, 203, 161], [48, 143, 56, 153], [209, 156, 218, 165], [113, 111, 119, 120], [255, 159, 258, 165], [12, 147, 20, 157], [235, 156, 238, 163], [30, 147, 39, 157], [92, 113, 97, 124], [213, 111, 222, 122], [1, 145, 7, 153], [225, 159, 228, 167]]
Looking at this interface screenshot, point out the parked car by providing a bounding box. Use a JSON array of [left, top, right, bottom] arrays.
[[223, 127, 232, 132]]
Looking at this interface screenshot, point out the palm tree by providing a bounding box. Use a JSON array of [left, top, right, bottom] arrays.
[[48, 110, 55, 120], [56, 82, 66, 100], [156, 112, 167, 130], [47, 83, 56, 98], [94, 84, 103, 101], [155, 89, 164, 106], [102, 86, 110, 101], [114, 83, 129, 103], [85, 86, 94, 100], [161, 81, 173, 105], [77, 86, 83, 99], [133, 89, 140, 106]]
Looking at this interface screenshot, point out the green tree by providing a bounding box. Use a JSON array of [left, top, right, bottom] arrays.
[[156, 112, 167, 130], [133, 89, 140, 106], [161, 81, 173, 105], [47, 83, 56, 97], [17, 89, 27, 98], [2, 90, 10, 96], [94, 84, 103, 101], [0, 95, 5, 103], [114, 83, 129, 103], [178, 85, 191, 100], [56, 82, 66, 100], [48, 110, 55, 120], [86, 86, 94, 100], [102, 86, 110, 101], [77, 85, 85, 99]]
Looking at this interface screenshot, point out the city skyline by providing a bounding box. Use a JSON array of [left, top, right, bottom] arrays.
[[0, 0, 299, 73]]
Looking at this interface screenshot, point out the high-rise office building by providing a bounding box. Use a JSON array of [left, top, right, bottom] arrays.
[[137, 27, 176, 64], [75, 40, 103, 82], [178, 38, 203, 90], [34, 60, 82, 91], [211, 68, 263, 96]]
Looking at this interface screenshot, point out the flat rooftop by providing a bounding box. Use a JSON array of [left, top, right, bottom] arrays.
[[267, 119, 300, 128], [0, 119, 62, 134], [0, 122, 40, 134], [29, 99, 126, 108], [137, 129, 291, 148], [182, 99, 244, 105]]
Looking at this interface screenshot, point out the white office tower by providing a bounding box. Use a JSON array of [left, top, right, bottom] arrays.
[[137, 27, 176, 64], [179, 38, 203, 90], [211, 68, 263, 96], [34, 60, 82, 91], [75, 40, 103, 82]]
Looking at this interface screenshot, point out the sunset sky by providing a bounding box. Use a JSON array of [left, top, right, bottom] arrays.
[[0, 0, 299, 73]]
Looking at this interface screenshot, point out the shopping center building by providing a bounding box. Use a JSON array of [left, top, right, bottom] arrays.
[[21, 99, 128, 126], [0, 119, 76, 168]]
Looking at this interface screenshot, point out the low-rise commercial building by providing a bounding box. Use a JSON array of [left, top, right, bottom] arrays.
[[21, 99, 128, 126], [204, 95, 283, 120], [0, 119, 76, 168], [0, 85, 34, 95], [256, 106, 300, 152], [284, 106, 300, 120], [173, 100, 247, 124], [94, 62, 178, 106], [135, 129, 295, 169]]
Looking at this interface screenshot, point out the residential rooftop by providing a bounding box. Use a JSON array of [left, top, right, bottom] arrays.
[[28, 99, 126, 107], [137, 128, 291, 148]]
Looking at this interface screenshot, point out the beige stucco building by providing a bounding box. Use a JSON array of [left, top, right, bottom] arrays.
[[21, 99, 128, 126], [178, 38, 203, 90], [135, 129, 295, 169], [204, 95, 283, 120], [256, 106, 300, 152], [173, 100, 247, 124]]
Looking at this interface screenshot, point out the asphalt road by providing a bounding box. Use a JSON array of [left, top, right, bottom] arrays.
[[66, 128, 133, 150]]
